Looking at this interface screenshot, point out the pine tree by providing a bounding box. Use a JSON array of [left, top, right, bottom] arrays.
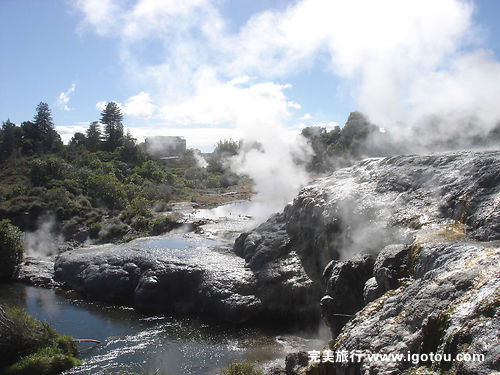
[[34, 102, 54, 133], [85, 121, 102, 152], [26, 102, 62, 154], [100, 102, 124, 152]]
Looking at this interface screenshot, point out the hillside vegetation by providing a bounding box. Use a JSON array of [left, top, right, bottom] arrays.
[[0, 102, 246, 245]]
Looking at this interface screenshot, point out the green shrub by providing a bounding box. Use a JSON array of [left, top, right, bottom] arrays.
[[86, 174, 127, 210], [205, 175, 220, 188], [150, 216, 176, 235], [130, 216, 152, 232], [4, 345, 80, 375], [121, 198, 152, 221], [88, 222, 102, 239], [29, 157, 70, 186], [0, 220, 24, 281], [183, 167, 208, 181], [152, 201, 168, 213], [140, 182, 172, 202], [0, 307, 79, 374], [97, 218, 129, 242], [135, 160, 168, 183], [219, 172, 238, 188], [221, 362, 264, 375]]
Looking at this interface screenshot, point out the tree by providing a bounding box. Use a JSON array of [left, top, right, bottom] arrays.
[[115, 130, 144, 164], [22, 102, 62, 154], [85, 121, 102, 152], [214, 139, 240, 156], [68, 132, 87, 149], [0, 119, 22, 161], [0, 219, 24, 281], [207, 139, 240, 173], [100, 102, 124, 152]]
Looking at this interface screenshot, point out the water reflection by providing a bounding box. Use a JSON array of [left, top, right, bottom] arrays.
[[0, 284, 324, 375]]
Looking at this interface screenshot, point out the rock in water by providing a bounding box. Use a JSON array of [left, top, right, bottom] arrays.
[[54, 237, 263, 323]]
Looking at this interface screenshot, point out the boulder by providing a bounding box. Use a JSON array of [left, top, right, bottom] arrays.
[[320, 254, 375, 337], [373, 244, 409, 291], [54, 237, 262, 324]]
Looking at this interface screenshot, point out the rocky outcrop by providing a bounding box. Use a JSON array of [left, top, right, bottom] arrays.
[[316, 240, 499, 375], [320, 254, 374, 337], [15, 257, 59, 288], [54, 233, 320, 324], [54, 236, 262, 323], [233, 151, 499, 374], [234, 213, 322, 323]]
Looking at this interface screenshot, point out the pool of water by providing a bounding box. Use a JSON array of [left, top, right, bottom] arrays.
[[0, 284, 325, 375], [0, 201, 328, 374]]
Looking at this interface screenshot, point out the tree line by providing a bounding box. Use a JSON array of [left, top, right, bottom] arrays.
[[0, 101, 135, 162]]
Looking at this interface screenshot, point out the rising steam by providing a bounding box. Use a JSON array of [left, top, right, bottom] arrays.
[[24, 213, 62, 257]]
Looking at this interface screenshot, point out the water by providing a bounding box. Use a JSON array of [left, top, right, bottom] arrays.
[[0, 283, 325, 375], [0, 201, 327, 374]]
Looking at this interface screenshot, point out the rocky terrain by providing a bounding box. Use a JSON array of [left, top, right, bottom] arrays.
[[52, 150, 499, 374], [235, 150, 499, 375], [53, 203, 319, 324]]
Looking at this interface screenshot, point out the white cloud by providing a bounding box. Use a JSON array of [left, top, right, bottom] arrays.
[[56, 83, 76, 111], [74, 0, 121, 35], [301, 113, 312, 120], [123, 91, 155, 118], [287, 101, 301, 110], [72, 0, 500, 132], [160, 77, 291, 126], [55, 123, 88, 143], [95, 101, 108, 111]]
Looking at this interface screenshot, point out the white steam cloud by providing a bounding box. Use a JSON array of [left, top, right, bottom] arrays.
[[193, 150, 208, 168], [24, 214, 62, 257]]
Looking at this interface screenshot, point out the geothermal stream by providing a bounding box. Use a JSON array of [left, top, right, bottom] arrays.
[[0, 201, 327, 375]]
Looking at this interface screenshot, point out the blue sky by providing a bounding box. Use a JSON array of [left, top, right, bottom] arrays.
[[1, 0, 499, 151]]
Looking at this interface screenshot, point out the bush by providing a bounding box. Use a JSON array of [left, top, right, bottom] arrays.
[[150, 216, 177, 235], [219, 172, 238, 188], [140, 182, 172, 202], [135, 160, 168, 183], [0, 307, 78, 372], [130, 216, 151, 232], [86, 174, 127, 210], [152, 201, 168, 213], [221, 362, 264, 375], [4, 345, 80, 375], [183, 166, 208, 181], [121, 198, 152, 221], [205, 175, 220, 188], [29, 157, 70, 186], [97, 218, 129, 242], [0, 220, 24, 281], [88, 222, 102, 239]]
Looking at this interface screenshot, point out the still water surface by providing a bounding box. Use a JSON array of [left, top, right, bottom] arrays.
[[0, 283, 325, 374]]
